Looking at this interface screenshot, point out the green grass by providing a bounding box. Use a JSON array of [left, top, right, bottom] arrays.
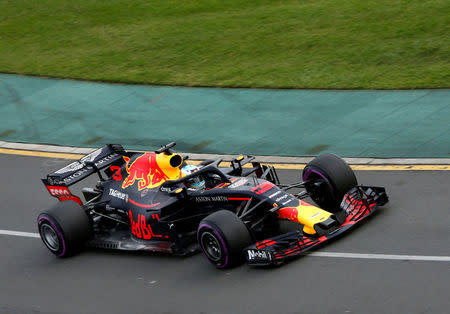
[[0, 0, 449, 88]]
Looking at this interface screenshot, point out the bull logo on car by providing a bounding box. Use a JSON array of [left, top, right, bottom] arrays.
[[122, 153, 170, 190]]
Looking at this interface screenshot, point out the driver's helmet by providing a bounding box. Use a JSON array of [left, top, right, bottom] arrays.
[[181, 164, 205, 189]]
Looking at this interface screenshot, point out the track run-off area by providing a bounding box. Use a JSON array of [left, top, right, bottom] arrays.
[[0, 147, 449, 314]]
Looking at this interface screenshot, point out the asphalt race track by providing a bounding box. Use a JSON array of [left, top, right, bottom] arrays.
[[0, 154, 449, 314]]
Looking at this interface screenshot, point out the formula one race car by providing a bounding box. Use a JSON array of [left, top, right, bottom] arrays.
[[37, 142, 388, 268]]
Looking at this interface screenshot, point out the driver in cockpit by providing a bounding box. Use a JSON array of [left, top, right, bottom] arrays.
[[181, 164, 205, 189]]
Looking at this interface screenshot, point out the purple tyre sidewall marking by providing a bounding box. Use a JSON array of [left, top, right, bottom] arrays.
[[303, 168, 335, 194], [38, 216, 66, 257], [198, 223, 229, 268]]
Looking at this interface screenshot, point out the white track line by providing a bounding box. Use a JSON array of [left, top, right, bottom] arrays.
[[1, 229, 449, 262], [309, 252, 450, 262], [0, 230, 40, 238]]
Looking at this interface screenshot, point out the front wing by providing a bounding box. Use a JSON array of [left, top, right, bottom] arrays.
[[244, 186, 388, 266]]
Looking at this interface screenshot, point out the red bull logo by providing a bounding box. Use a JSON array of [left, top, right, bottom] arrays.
[[128, 210, 167, 239], [277, 200, 315, 221], [278, 200, 332, 235], [122, 153, 171, 190], [278, 207, 299, 221]]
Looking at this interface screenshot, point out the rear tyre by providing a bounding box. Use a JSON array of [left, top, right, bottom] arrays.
[[303, 153, 357, 212], [197, 210, 252, 268], [37, 200, 92, 257]]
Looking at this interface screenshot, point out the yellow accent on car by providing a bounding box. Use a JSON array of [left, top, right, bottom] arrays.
[[278, 202, 332, 235], [155, 152, 183, 179], [298, 204, 331, 234], [297, 204, 332, 234]]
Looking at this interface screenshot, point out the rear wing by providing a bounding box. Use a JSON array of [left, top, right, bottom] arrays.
[[43, 144, 125, 187], [42, 144, 125, 204]]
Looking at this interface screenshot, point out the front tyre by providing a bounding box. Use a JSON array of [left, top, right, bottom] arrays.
[[303, 153, 357, 212], [37, 200, 92, 257], [197, 210, 252, 268]]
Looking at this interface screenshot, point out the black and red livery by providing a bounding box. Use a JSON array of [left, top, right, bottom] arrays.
[[37, 143, 388, 268]]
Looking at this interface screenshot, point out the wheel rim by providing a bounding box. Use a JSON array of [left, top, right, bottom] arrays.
[[200, 231, 222, 262], [311, 178, 333, 204], [40, 224, 60, 252], [304, 172, 336, 208]]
